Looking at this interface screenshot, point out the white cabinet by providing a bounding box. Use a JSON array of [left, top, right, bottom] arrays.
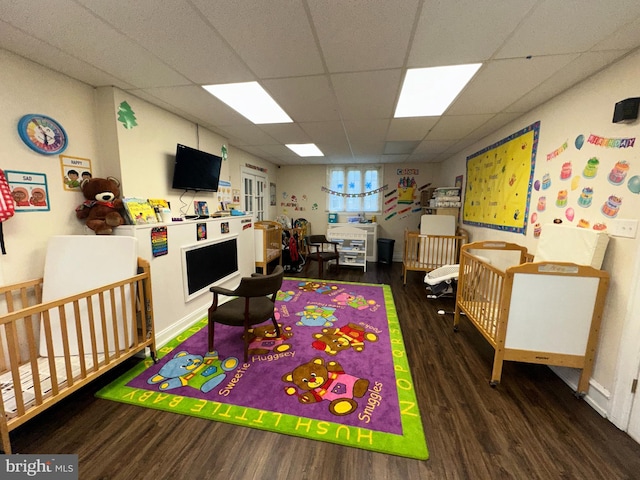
[[326, 226, 367, 272], [327, 222, 378, 261], [114, 215, 255, 344]]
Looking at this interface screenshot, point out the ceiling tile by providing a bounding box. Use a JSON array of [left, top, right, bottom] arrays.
[[331, 70, 402, 120], [140, 86, 251, 126], [308, 0, 420, 72], [192, 0, 324, 78], [77, 0, 253, 85], [262, 76, 341, 122], [495, 0, 640, 58], [410, 0, 537, 66], [425, 115, 496, 141], [258, 123, 311, 144], [446, 55, 578, 115], [386, 118, 439, 141]]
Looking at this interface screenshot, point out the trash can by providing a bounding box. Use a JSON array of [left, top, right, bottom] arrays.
[[377, 238, 395, 264]]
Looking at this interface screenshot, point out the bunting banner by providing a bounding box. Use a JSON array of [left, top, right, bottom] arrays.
[[321, 185, 388, 197]]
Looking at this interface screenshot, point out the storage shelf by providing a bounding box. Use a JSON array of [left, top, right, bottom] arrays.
[[326, 226, 367, 272]]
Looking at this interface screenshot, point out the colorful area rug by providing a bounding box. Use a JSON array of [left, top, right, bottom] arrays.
[[96, 278, 428, 459]]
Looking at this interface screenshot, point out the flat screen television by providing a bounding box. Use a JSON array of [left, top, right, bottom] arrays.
[[171, 144, 222, 192]]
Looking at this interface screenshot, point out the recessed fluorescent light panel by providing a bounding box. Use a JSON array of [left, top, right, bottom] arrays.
[[286, 143, 324, 157], [203, 81, 292, 124], [394, 63, 482, 117]]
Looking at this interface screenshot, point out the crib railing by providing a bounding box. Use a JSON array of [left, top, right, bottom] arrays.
[[0, 258, 156, 454], [402, 230, 467, 284], [454, 242, 529, 346]]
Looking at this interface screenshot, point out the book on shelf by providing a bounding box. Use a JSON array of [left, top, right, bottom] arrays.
[[147, 198, 171, 222], [147, 198, 170, 209], [122, 198, 158, 225], [194, 201, 210, 216]]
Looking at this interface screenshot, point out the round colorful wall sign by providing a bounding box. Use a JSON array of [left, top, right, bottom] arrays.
[[17, 114, 68, 155]]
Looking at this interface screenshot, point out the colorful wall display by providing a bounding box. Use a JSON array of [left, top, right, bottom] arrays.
[[5, 170, 50, 212], [528, 130, 637, 237], [60, 155, 92, 191], [463, 121, 540, 234]]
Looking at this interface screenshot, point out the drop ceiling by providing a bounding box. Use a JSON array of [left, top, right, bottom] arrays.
[[1, 0, 640, 166]]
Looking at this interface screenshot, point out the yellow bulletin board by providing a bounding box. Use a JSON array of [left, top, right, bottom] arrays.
[[463, 121, 540, 234]]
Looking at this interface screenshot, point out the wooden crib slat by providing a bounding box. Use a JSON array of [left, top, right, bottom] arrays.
[[41, 310, 59, 397], [85, 294, 99, 373], [22, 312, 44, 407], [120, 285, 130, 353], [4, 322, 25, 417], [109, 288, 121, 357], [98, 291, 110, 364], [72, 299, 88, 379], [129, 282, 140, 349], [58, 305, 74, 389]]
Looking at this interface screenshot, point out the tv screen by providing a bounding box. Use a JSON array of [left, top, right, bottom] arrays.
[[171, 144, 222, 192]]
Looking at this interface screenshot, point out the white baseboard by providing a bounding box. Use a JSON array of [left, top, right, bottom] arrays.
[[549, 366, 610, 418], [153, 306, 209, 349]]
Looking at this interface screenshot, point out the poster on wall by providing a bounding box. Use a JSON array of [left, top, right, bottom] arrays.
[[5, 170, 50, 212], [463, 121, 540, 234], [60, 155, 92, 191]]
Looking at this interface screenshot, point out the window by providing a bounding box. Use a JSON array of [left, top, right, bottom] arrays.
[[326, 165, 382, 213]]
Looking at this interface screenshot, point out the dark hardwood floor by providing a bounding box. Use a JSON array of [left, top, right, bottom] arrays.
[[9, 260, 640, 479]]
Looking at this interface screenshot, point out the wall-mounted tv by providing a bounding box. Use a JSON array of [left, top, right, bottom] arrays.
[[171, 143, 222, 192]]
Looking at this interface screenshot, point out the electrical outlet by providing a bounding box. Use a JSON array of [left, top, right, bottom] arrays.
[[611, 218, 638, 238]]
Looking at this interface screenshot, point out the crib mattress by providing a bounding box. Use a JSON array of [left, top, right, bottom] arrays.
[[1, 354, 104, 419], [534, 224, 609, 269]]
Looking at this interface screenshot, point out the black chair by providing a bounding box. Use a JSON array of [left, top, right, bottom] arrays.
[[304, 235, 340, 279], [207, 265, 284, 362]]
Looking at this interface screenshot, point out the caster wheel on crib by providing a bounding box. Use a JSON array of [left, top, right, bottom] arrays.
[[453, 326, 459, 332], [574, 391, 585, 400], [489, 381, 499, 388]]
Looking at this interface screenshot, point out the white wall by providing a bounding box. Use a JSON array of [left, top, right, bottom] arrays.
[[444, 49, 640, 415], [0, 49, 98, 283], [0, 50, 277, 283], [276, 162, 445, 262]]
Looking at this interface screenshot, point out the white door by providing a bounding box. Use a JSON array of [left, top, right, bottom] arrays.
[[242, 169, 266, 221], [611, 241, 640, 442], [624, 264, 640, 442]]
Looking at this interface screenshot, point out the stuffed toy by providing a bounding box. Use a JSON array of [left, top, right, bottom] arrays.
[[75, 176, 125, 234]]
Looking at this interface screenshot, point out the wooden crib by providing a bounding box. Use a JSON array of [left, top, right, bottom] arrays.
[[402, 229, 468, 284], [454, 241, 609, 397], [0, 257, 156, 454], [254, 220, 283, 273]]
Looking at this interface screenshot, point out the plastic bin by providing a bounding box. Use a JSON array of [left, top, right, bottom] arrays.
[[377, 238, 395, 264]]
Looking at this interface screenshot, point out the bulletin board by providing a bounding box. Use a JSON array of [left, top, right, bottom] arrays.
[[463, 121, 540, 234]]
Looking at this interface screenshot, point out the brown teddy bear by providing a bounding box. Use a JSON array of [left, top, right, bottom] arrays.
[[282, 357, 369, 416], [75, 176, 125, 234], [311, 323, 378, 355]]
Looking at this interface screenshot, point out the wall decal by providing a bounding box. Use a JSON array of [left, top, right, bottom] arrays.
[[117, 101, 138, 129]]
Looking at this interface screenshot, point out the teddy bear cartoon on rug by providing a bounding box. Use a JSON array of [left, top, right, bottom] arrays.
[[295, 305, 339, 327], [75, 176, 125, 234], [147, 350, 239, 394], [311, 322, 378, 355], [282, 357, 369, 416], [247, 322, 294, 356]]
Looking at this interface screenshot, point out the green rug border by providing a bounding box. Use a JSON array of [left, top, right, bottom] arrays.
[[96, 279, 428, 460]]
